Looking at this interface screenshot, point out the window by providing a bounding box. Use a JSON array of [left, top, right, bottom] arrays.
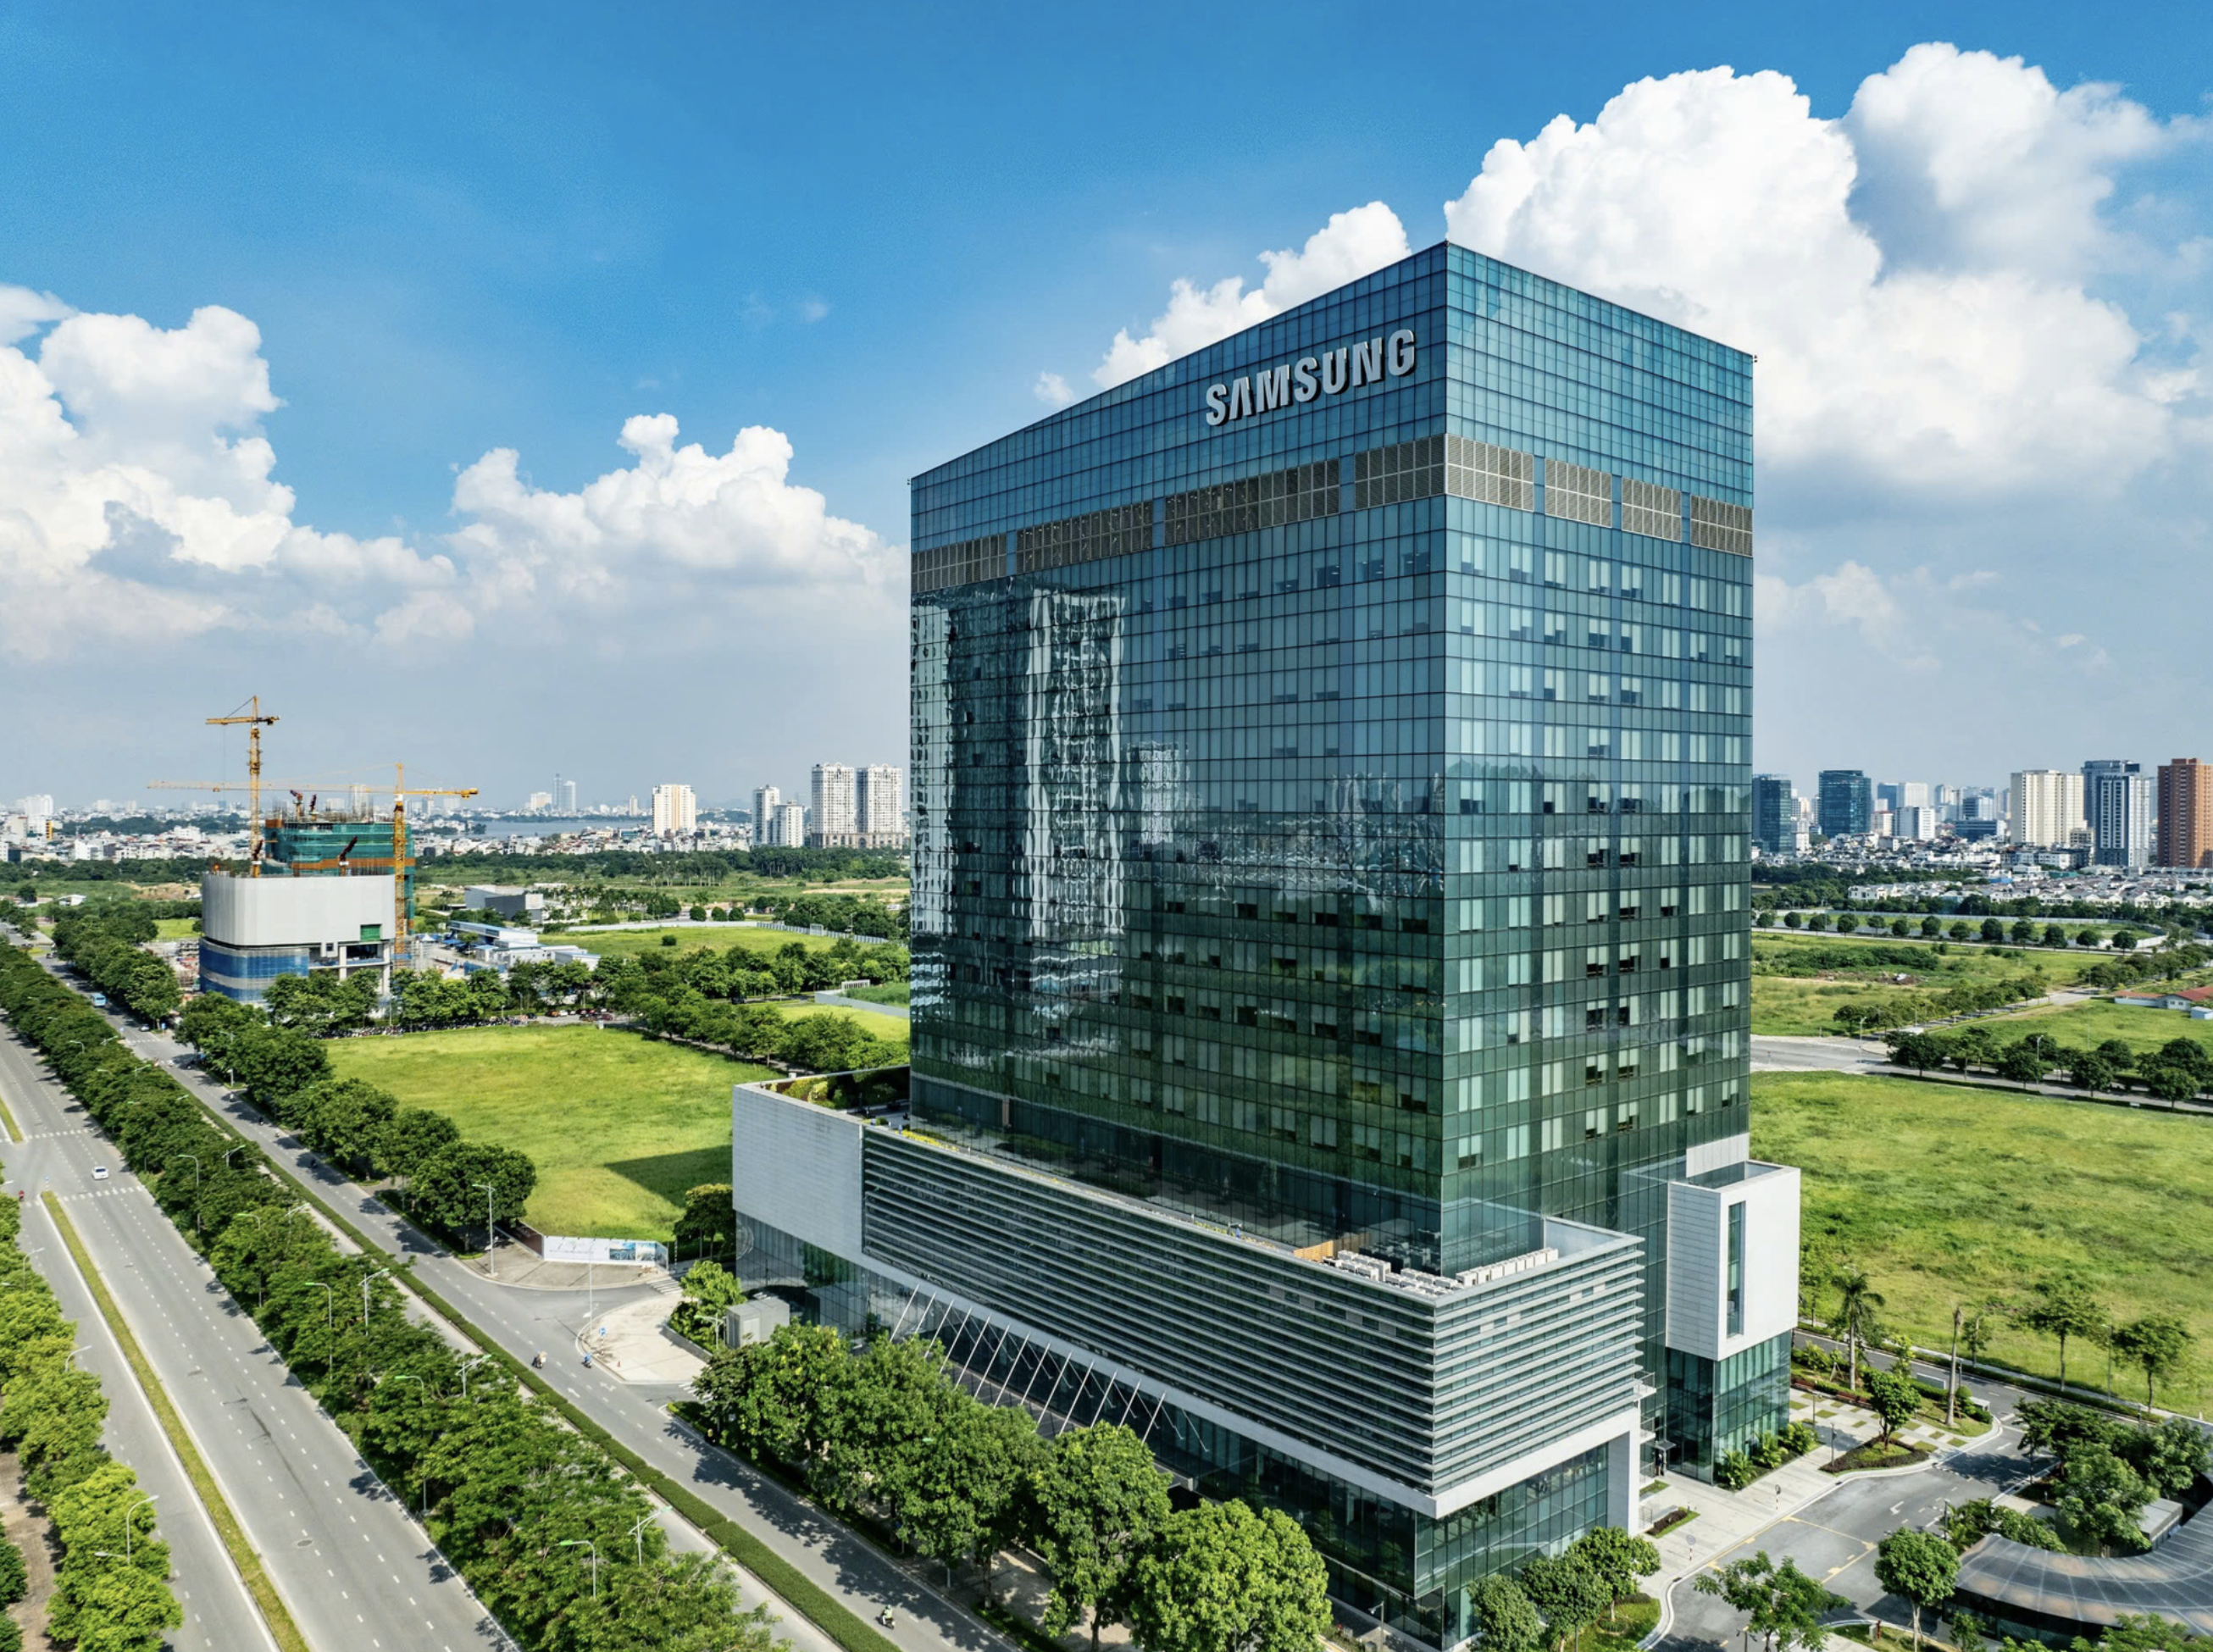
[[1166, 461, 1339, 545], [1545, 459, 1613, 528], [1353, 437, 1443, 508], [1622, 477, 1683, 541], [913, 533, 1005, 593], [1016, 502, 1153, 572], [1445, 436, 1535, 511], [1726, 1200, 1746, 1337], [1689, 495, 1755, 557]]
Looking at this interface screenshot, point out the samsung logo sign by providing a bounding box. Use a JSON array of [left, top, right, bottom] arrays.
[[1205, 329, 1417, 427]]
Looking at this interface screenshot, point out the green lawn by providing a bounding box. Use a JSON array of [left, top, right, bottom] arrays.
[[1750, 932, 2093, 1036], [327, 1024, 772, 1241], [154, 917, 201, 939], [842, 982, 910, 1007], [1752, 1071, 2213, 1411], [563, 924, 878, 962], [1968, 997, 2213, 1057]]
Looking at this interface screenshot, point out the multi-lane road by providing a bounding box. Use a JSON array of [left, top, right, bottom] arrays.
[[9, 939, 1018, 1652], [0, 1016, 507, 1652]]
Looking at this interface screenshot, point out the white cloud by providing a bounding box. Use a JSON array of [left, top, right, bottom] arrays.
[[1033, 371, 1074, 407], [446, 413, 901, 618], [1092, 202, 1411, 387], [1844, 43, 2181, 280], [0, 287, 902, 664], [1442, 53, 2204, 498]]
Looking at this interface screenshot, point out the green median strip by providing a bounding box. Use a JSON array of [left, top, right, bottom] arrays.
[[0, 1086, 20, 1141], [185, 1093, 900, 1652], [43, 1191, 313, 1652]]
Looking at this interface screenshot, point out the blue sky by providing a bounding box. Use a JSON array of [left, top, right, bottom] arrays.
[[2, 3, 2207, 808]]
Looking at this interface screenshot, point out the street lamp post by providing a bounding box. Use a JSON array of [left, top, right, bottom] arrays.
[[308, 1281, 333, 1339], [460, 1354, 489, 1397], [122, 1491, 157, 1561], [473, 1182, 497, 1277], [558, 1538, 600, 1599], [629, 1511, 654, 1565], [362, 1267, 391, 1323]]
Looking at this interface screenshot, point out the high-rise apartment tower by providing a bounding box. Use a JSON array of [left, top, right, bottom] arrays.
[[2082, 761, 2153, 869], [2010, 769, 2085, 849], [728, 244, 1796, 1649], [2158, 759, 2212, 868]]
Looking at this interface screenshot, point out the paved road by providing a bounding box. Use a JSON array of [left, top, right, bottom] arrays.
[[28, 964, 1020, 1652], [1749, 1035, 1889, 1073], [1657, 1343, 2045, 1651], [1, 1145, 275, 1652], [0, 1025, 507, 1652]]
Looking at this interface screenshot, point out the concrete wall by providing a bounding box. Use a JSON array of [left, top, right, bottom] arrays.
[[201, 871, 395, 948], [1664, 1161, 1800, 1362], [729, 1082, 867, 1261]]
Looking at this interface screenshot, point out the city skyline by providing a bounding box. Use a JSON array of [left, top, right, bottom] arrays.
[[1, 8, 2207, 801]]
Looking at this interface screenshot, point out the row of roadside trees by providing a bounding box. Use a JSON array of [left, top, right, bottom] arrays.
[[1886, 1025, 2213, 1108], [692, 1323, 1334, 1652], [0, 1181, 184, 1651], [0, 940, 777, 1652]]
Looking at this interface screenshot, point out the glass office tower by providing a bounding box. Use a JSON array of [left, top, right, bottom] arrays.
[[735, 241, 1795, 1650]]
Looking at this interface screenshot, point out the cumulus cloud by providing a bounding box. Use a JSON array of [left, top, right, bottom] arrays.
[[0, 288, 901, 665], [446, 413, 900, 618], [1442, 51, 2205, 498], [1034, 371, 1074, 407], [1092, 202, 1411, 387]]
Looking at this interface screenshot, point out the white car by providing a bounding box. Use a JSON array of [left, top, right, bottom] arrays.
[[91, 1166, 109, 1181]]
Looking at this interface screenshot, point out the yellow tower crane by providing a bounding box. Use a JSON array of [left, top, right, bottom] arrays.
[[388, 764, 480, 955], [202, 696, 278, 873]]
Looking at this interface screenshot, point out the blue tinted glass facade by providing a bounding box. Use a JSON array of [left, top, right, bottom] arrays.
[[903, 241, 1761, 1643]]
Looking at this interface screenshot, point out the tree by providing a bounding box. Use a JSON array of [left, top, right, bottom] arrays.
[[2130, 1416, 2212, 1500], [1865, 1367, 1922, 1449], [2067, 1053, 2116, 1093], [1124, 1500, 1330, 1652], [410, 1141, 536, 1239], [671, 1184, 737, 1263], [0, 1535, 25, 1609], [1830, 1267, 1885, 1393], [2042, 923, 2070, 949], [1031, 1422, 1173, 1651], [1873, 1529, 1959, 1651], [668, 1261, 745, 1346], [2017, 1278, 2106, 1392], [224, 1023, 330, 1108], [2057, 1444, 2153, 1555], [1997, 1043, 2052, 1085], [1981, 918, 2005, 944], [1570, 1527, 1659, 1623], [1694, 1553, 1848, 1652], [1470, 1575, 1545, 1652], [545, 1551, 778, 1652], [378, 1107, 462, 1186], [1520, 1552, 1611, 1652], [691, 1323, 851, 1470], [2142, 1064, 2202, 1109]]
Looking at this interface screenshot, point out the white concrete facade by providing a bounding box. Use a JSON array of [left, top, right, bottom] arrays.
[[1664, 1160, 1801, 1363], [202, 871, 395, 948]]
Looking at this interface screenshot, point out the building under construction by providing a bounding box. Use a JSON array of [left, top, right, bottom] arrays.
[[164, 700, 473, 1005], [200, 804, 405, 1003]]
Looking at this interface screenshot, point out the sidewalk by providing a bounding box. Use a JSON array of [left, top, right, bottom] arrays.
[[1645, 1387, 1983, 1595]]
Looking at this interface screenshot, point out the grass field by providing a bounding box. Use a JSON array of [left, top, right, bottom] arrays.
[[843, 983, 910, 1006], [563, 924, 890, 962], [1750, 932, 2094, 1036], [327, 1024, 772, 1240], [154, 917, 201, 939], [1751, 1071, 2213, 1410], [781, 1000, 910, 1054], [1968, 997, 2213, 1057]]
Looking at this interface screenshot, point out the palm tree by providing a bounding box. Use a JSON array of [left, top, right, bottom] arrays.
[[1829, 1267, 1885, 1393]]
